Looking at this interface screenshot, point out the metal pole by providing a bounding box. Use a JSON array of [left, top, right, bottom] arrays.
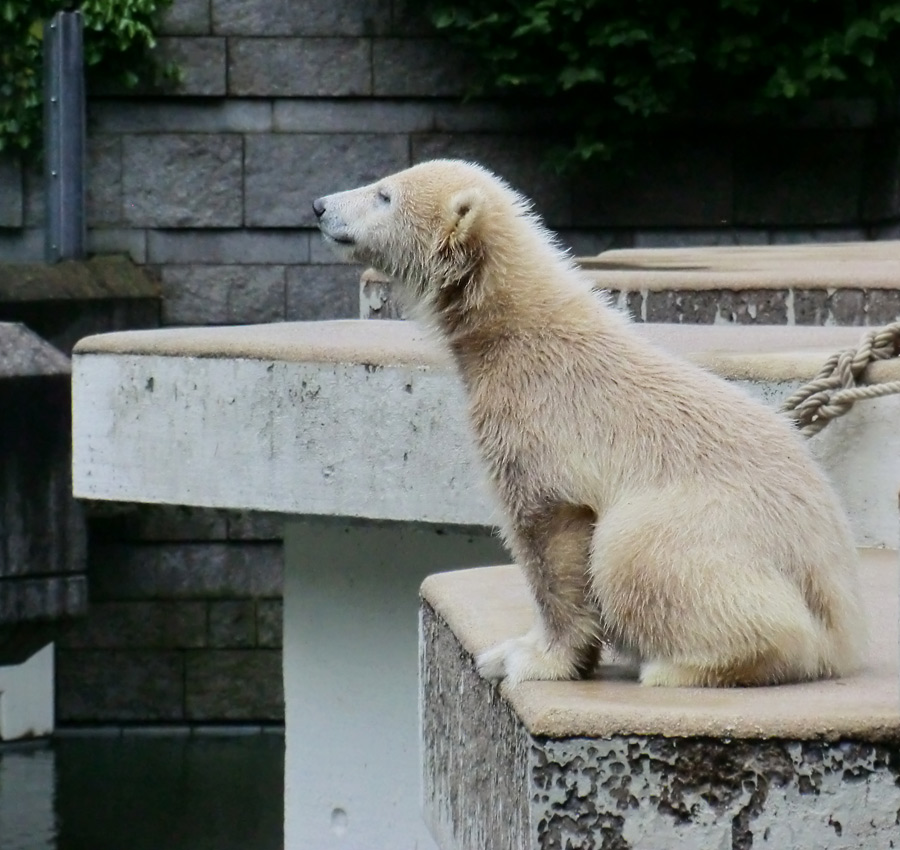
[[44, 11, 86, 262]]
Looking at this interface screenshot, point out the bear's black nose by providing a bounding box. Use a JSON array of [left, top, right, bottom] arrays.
[[312, 198, 326, 218]]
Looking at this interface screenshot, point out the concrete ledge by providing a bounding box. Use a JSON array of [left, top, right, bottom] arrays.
[[0, 255, 158, 302], [73, 321, 900, 547], [0, 323, 70, 378], [420, 551, 900, 850], [0, 255, 160, 355], [363, 242, 900, 325], [421, 551, 898, 742], [0, 644, 54, 741], [580, 241, 900, 290], [72, 318, 900, 383]]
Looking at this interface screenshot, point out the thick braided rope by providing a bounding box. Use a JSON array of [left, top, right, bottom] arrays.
[[780, 321, 900, 437]]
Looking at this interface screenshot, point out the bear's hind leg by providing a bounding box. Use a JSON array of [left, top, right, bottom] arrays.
[[639, 653, 802, 688], [590, 491, 826, 688]]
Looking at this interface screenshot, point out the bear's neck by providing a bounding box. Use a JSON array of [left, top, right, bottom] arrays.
[[429, 231, 568, 332], [430, 248, 625, 384]]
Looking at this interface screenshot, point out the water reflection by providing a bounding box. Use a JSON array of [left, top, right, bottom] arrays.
[[0, 732, 284, 850], [0, 744, 56, 850]]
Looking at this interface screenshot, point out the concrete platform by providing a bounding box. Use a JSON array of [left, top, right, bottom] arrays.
[[71, 319, 900, 848], [579, 240, 900, 290], [0, 644, 54, 741], [420, 550, 900, 850]]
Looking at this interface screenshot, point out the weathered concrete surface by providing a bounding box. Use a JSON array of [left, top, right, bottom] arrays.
[[421, 600, 530, 850], [0, 644, 54, 740], [365, 279, 900, 327], [0, 256, 160, 355], [580, 240, 900, 289], [0, 323, 70, 378], [420, 552, 900, 850], [0, 255, 158, 302], [283, 519, 506, 850], [422, 553, 899, 742], [73, 320, 900, 547]]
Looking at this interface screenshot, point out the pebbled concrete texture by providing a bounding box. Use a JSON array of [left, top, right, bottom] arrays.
[[533, 737, 900, 850], [421, 601, 530, 850], [420, 585, 900, 850]]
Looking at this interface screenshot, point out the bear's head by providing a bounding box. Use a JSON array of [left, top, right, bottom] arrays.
[[313, 159, 540, 318]]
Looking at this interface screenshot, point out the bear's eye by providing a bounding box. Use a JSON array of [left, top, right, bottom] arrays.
[[377, 188, 392, 205]]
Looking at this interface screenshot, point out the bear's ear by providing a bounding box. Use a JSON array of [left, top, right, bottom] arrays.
[[445, 188, 485, 248]]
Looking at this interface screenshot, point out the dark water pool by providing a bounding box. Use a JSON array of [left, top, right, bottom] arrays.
[[0, 731, 284, 850]]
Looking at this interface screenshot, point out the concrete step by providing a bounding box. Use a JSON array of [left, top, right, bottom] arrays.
[[583, 241, 900, 326], [420, 549, 900, 850], [361, 240, 900, 326]]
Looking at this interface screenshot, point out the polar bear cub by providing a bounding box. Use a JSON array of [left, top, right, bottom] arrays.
[[314, 159, 865, 688]]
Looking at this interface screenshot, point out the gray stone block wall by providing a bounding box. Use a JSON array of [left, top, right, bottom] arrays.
[[56, 506, 284, 724], [3, 0, 899, 288], [2, 0, 898, 724]]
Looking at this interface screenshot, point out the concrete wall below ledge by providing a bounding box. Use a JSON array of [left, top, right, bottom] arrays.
[[419, 554, 900, 850]]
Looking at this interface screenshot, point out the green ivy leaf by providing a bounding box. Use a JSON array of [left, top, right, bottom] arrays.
[[425, 0, 900, 166], [0, 0, 176, 158]]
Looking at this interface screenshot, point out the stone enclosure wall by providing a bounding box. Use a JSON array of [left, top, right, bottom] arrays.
[[55, 506, 283, 724], [1, 0, 900, 723]]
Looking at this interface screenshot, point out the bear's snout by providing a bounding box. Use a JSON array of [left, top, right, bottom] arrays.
[[314, 195, 356, 250]]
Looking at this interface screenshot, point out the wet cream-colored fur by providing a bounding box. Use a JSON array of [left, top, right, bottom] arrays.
[[315, 159, 866, 688]]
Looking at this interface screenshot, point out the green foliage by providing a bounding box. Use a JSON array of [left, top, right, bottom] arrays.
[[428, 0, 900, 165], [0, 0, 175, 159]]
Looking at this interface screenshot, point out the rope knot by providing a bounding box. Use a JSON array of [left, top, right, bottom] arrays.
[[780, 321, 900, 437]]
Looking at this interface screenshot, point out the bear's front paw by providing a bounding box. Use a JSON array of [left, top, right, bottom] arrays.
[[476, 634, 579, 686], [476, 641, 512, 680]]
